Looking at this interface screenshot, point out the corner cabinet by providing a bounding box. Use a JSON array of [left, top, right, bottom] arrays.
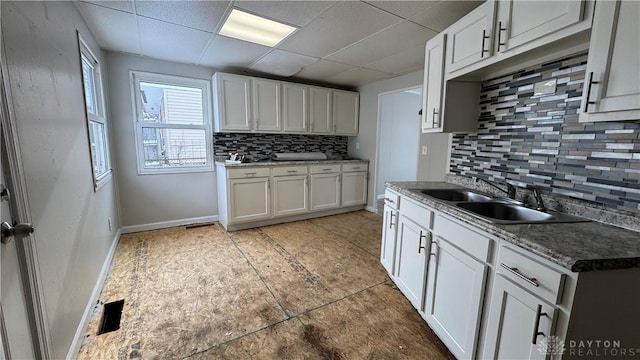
[[214, 72, 359, 135], [580, 0, 640, 122]]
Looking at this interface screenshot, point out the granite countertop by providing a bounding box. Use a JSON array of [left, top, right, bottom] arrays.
[[215, 159, 369, 167], [386, 181, 640, 272]]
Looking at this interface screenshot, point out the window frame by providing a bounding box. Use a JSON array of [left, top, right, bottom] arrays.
[[78, 33, 112, 191], [130, 71, 214, 175]]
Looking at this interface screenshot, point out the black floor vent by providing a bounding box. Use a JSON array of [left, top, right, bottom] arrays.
[[98, 300, 124, 335]]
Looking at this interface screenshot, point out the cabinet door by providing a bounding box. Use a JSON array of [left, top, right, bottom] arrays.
[[580, 1, 640, 122], [495, 0, 584, 53], [482, 276, 557, 360], [309, 173, 340, 211], [253, 79, 281, 132], [333, 91, 359, 135], [340, 172, 367, 207], [394, 216, 430, 310], [216, 73, 252, 131], [309, 87, 332, 134], [380, 204, 398, 276], [272, 175, 308, 217], [446, 1, 496, 74], [228, 177, 270, 223], [283, 83, 308, 132], [422, 33, 446, 132], [423, 237, 487, 359]]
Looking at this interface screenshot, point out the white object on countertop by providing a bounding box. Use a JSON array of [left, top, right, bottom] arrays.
[[271, 152, 327, 161]]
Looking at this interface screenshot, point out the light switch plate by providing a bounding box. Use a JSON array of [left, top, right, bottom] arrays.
[[534, 79, 557, 96], [422, 146, 429, 155]]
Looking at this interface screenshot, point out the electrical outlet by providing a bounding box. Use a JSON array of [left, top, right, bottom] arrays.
[[108, 217, 112, 232], [422, 146, 429, 155], [355, 142, 360, 150]]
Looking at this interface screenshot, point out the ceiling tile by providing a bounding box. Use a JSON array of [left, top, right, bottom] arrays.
[[199, 35, 271, 70], [410, 1, 483, 31], [327, 21, 436, 66], [364, 1, 442, 19], [364, 45, 426, 75], [233, 1, 336, 27], [326, 67, 396, 87], [135, 0, 230, 32], [249, 49, 318, 77], [293, 59, 355, 81], [79, 0, 133, 13], [278, 1, 402, 58], [138, 17, 212, 64], [75, 2, 141, 54]]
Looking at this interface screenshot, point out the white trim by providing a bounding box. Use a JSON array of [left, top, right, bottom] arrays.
[[121, 215, 219, 234], [365, 206, 377, 213], [66, 229, 121, 360]]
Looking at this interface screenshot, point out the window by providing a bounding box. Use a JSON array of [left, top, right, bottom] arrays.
[[130, 71, 213, 174], [79, 34, 111, 190]]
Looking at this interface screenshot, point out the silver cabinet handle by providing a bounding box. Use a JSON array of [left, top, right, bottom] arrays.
[[245, 172, 257, 176], [418, 231, 429, 254], [532, 304, 547, 344], [287, 170, 298, 173], [432, 108, 439, 127], [500, 263, 539, 287], [322, 168, 333, 171], [384, 197, 395, 205], [389, 212, 395, 229]]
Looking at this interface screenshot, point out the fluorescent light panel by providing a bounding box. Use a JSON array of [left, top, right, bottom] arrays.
[[219, 9, 297, 47]]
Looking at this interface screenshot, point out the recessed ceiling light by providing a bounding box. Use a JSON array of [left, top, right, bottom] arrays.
[[218, 9, 297, 47]]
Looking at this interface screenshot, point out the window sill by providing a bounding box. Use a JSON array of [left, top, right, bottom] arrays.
[[94, 170, 113, 192], [136, 165, 215, 176]]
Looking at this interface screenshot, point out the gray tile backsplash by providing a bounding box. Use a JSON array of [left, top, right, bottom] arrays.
[[450, 53, 640, 214], [213, 133, 348, 160]]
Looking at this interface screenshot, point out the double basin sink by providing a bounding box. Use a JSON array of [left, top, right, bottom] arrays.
[[413, 188, 590, 225]]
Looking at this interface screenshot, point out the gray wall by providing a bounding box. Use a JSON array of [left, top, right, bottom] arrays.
[[106, 52, 218, 227], [353, 70, 450, 208], [2, 2, 120, 358]]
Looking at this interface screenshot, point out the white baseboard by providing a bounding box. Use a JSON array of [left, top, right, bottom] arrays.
[[120, 215, 218, 234], [365, 205, 377, 213], [66, 228, 121, 360]]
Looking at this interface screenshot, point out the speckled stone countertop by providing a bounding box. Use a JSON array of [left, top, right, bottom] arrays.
[[386, 181, 640, 272], [215, 159, 369, 167]]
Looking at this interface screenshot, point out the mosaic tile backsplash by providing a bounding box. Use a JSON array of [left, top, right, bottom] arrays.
[[213, 133, 348, 160], [450, 53, 640, 213]]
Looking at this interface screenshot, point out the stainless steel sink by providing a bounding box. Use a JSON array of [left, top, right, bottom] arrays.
[[418, 189, 493, 202], [456, 202, 590, 224]]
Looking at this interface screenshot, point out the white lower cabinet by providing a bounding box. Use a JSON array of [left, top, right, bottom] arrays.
[[482, 276, 557, 360], [228, 177, 270, 223], [423, 236, 487, 359], [381, 203, 398, 276], [272, 174, 308, 217], [309, 172, 341, 211], [341, 171, 367, 207], [394, 215, 431, 310]]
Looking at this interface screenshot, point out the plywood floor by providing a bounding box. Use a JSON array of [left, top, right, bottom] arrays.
[[77, 211, 454, 359]]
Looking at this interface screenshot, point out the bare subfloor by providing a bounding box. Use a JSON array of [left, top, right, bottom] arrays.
[[78, 211, 454, 359]]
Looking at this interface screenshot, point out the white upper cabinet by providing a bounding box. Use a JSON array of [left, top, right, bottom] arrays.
[[283, 83, 308, 132], [422, 33, 446, 132], [495, 0, 585, 54], [333, 90, 359, 135], [252, 79, 281, 132], [446, 1, 496, 74], [309, 87, 333, 134], [580, 0, 640, 122], [213, 73, 252, 132]]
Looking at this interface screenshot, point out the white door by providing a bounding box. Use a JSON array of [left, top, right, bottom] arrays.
[[482, 276, 557, 360], [309, 87, 332, 134], [333, 91, 358, 135], [340, 172, 367, 207], [283, 84, 308, 133], [272, 175, 308, 217], [423, 237, 487, 359], [394, 215, 429, 310], [380, 205, 398, 276], [1, 138, 36, 359], [228, 177, 270, 223], [253, 79, 281, 132], [309, 173, 340, 211], [422, 34, 446, 131]]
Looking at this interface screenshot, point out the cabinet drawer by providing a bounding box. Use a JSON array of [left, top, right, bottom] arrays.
[[227, 167, 270, 179], [383, 189, 400, 210], [433, 215, 491, 262], [498, 246, 566, 305], [309, 164, 340, 174], [342, 163, 368, 172], [400, 198, 433, 229], [272, 166, 308, 177]]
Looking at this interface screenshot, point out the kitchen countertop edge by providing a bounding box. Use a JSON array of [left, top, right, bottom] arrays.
[[215, 159, 369, 167]]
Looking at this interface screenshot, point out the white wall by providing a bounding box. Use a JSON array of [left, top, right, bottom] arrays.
[[2, 2, 120, 358], [351, 70, 451, 208], [106, 52, 218, 228]]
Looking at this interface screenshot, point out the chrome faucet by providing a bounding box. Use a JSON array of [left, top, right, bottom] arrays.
[[473, 176, 517, 200], [531, 187, 547, 212]]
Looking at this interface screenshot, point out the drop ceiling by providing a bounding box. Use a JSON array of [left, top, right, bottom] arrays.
[[75, 0, 483, 88]]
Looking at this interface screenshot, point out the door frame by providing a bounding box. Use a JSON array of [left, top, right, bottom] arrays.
[[373, 85, 422, 212], [1, 38, 52, 360]]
